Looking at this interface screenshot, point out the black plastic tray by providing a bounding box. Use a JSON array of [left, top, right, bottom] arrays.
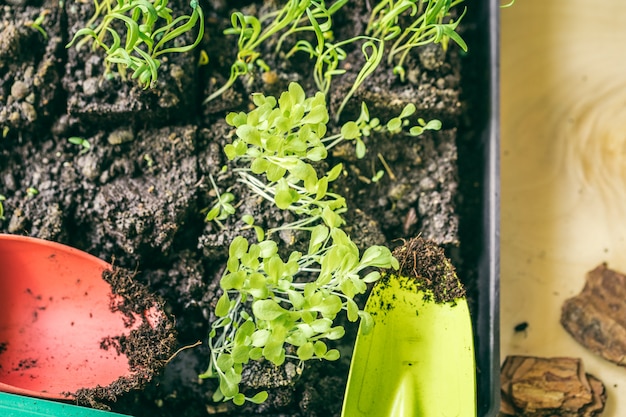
[[473, 0, 500, 415]]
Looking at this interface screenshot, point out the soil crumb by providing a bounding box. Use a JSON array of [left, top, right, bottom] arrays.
[[500, 355, 606, 417], [72, 266, 177, 410], [15, 358, 37, 370], [388, 236, 465, 303]]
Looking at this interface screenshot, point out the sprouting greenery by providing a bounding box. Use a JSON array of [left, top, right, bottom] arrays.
[[201, 82, 441, 405], [67, 0, 204, 89], [203, 0, 347, 104], [26, 187, 39, 197], [25, 9, 50, 39], [0, 194, 5, 220], [68, 136, 91, 154], [367, 0, 467, 68], [204, 173, 236, 229], [204, 0, 466, 121], [329, 0, 467, 117]]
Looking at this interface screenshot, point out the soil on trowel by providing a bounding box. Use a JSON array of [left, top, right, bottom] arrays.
[[388, 236, 466, 304], [72, 266, 177, 410]]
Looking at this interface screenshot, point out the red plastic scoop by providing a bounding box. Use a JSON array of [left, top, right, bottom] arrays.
[[0, 234, 159, 400]]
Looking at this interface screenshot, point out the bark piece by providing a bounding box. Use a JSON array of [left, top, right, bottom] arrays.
[[500, 356, 606, 417], [561, 263, 626, 365]]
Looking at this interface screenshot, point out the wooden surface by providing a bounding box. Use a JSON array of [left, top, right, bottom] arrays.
[[501, 1, 626, 415]]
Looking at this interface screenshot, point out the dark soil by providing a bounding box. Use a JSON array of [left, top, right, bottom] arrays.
[[0, 0, 489, 416], [0, 1, 63, 139], [391, 236, 465, 304]]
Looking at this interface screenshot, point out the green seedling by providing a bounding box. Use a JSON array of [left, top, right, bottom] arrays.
[[203, 82, 443, 405], [68, 136, 91, 154], [282, 1, 353, 95], [204, 0, 465, 123], [204, 173, 236, 229], [0, 194, 6, 220], [371, 170, 385, 183], [25, 9, 50, 39], [241, 214, 265, 242], [222, 83, 437, 190], [367, 0, 467, 68], [385, 102, 442, 135], [332, 36, 385, 121], [337, 101, 441, 158], [303, 0, 467, 119], [293, 0, 466, 117], [143, 153, 154, 167], [341, 237, 476, 416], [67, 0, 204, 88], [198, 49, 209, 66], [202, 82, 403, 405], [26, 187, 39, 197], [204, 0, 347, 104]]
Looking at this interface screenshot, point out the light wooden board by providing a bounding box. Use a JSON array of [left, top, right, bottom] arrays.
[[501, 1, 626, 415]]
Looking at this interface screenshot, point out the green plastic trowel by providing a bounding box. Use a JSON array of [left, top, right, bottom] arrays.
[[0, 392, 131, 417], [341, 237, 476, 417]]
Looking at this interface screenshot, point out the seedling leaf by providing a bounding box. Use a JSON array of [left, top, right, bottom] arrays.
[[249, 391, 269, 404], [215, 292, 231, 317], [252, 299, 286, 321]]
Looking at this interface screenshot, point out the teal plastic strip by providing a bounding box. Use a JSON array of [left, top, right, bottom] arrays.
[[0, 392, 131, 417]]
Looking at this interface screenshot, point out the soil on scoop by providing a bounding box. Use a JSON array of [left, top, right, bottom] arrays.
[[0, 0, 486, 415], [72, 266, 177, 410], [390, 236, 466, 304]]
